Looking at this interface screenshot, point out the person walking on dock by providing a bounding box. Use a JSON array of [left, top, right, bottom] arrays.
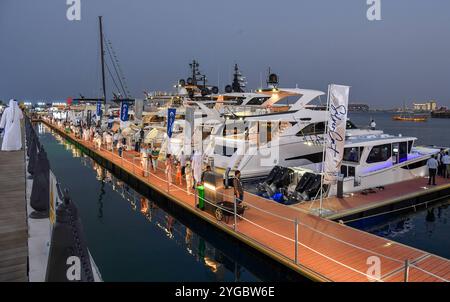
[[201, 165, 211, 184], [185, 161, 193, 194], [166, 154, 174, 184], [151, 146, 159, 173], [233, 170, 244, 205], [117, 139, 123, 157], [427, 155, 438, 186], [175, 161, 182, 185], [192, 150, 202, 187], [180, 151, 186, 176], [0, 99, 23, 151], [141, 144, 149, 177], [442, 151, 450, 178]]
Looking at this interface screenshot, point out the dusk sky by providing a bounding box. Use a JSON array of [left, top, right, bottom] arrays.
[[1, 0, 450, 108]]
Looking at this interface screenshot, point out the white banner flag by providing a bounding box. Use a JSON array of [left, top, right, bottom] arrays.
[[323, 84, 350, 184]]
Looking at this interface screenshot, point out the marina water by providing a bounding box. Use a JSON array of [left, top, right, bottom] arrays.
[[349, 112, 450, 259]]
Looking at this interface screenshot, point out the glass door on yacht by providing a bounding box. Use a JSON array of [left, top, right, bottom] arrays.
[[392, 142, 408, 165]]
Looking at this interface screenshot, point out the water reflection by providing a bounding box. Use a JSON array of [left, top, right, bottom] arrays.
[[38, 124, 252, 281], [365, 200, 450, 258]]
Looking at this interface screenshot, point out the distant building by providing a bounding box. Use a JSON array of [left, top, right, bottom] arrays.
[[348, 103, 369, 112], [413, 100, 437, 112]]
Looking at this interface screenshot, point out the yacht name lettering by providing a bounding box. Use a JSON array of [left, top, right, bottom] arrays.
[[327, 104, 347, 157]]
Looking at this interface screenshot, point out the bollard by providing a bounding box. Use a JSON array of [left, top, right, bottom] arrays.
[[29, 147, 50, 219], [294, 218, 299, 264], [45, 189, 94, 282], [27, 140, 38, 178], [404, 259, 410, 282]]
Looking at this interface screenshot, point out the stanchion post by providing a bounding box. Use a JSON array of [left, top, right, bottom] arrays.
[[166, 169, 170, 193], [404, 259, 410, 282], [295, 218, 299, 264], [234, 195, 237, 231], [194, 181, 198, 209]]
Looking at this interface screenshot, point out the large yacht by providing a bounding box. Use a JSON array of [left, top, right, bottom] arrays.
[[210, 87, 382, 179], [256, 133, 442, 203]]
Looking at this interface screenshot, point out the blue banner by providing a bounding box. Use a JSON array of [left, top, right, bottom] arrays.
[[96, 101, 102, 117], [120, 101, 129, 121], [167, 108, 176, 138]]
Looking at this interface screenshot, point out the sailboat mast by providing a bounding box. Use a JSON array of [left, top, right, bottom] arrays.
[[99, 16, 107, 107]]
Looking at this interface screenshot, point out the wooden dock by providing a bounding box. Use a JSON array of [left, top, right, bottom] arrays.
[[0, 149, 28, 282], [42, 120, 450, 282], [294, 177, 450, 222]]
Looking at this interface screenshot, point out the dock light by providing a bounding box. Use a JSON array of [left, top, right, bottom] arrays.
[[272, 88, 278, 92], [383, 242, 393, 247], [203, 182, 216, 192]]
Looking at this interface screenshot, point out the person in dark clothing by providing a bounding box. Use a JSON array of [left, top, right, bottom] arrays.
[[233, 170, 244, 205], [201, 165, 211, 184], [427, 155, 438, 186]]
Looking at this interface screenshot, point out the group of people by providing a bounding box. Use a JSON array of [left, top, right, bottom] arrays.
[[163, 152, 198, 195], [49, 115, 245, 206], [427, 149, 450, 185], [162, 152, 244, 205]]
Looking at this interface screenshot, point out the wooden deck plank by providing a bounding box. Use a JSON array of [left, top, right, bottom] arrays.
[[0, 147, 28, 282], [43, 120, 450, 282]]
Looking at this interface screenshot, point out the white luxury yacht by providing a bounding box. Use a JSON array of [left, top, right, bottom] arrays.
[[210, 88, 384, 180], [256, 133, 443, 204]]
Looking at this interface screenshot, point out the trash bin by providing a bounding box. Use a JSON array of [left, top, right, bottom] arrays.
[[197, 185, 205, 210]]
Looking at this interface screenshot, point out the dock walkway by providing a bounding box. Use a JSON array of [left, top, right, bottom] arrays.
[[0, 149, 28, 282], [42, 120, 450, 282]]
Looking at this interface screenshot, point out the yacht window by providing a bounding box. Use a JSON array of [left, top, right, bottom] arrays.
[[296, 122, 325, 136], [401, 159, 427, 170], [408, 140, 414, 153], [348, 166, 355, 177], [258, 122, 272, 143], [246, 97, 270, 105], [343, 147, 364, 163], [214, 144, 237, 157], [231, 97, 245, 105], [340, 165, 355, 178], [367, 144, 392, 164], [399, 142, 408, 163], [340, 165, 348, 178]]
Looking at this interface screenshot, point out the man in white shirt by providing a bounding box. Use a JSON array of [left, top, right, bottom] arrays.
[[442, 151, 450, 178], [427, 155, 438, 185]]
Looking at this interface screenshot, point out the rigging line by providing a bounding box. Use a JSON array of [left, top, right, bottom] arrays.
[[105, 40, 127, 98], [106, 36, 132, 97], [103, 36, 127, 98], [104, 61, 122, 96]]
